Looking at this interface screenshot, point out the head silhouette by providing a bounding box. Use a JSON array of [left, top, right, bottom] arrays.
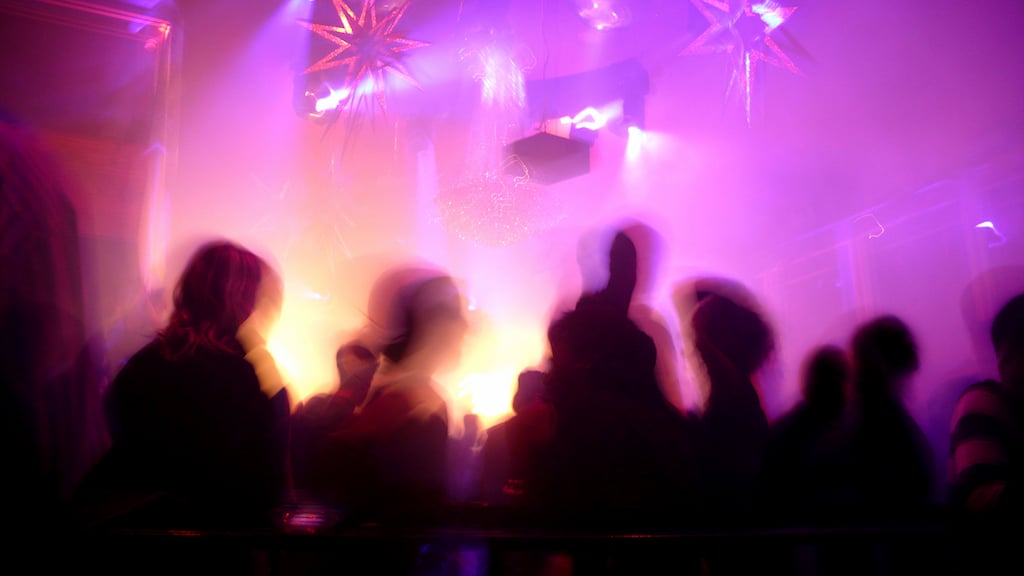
[[575, 230, 637, 316], [801, 345, 849, 420], [159, 240, 276, 358], [619, 220, 665, 300], [512, 369, 547, 414], [380, 272, 467, 374], [690, 293, 775, 378], [992, 293, 1024, 387], [851, 315, 919, 401]]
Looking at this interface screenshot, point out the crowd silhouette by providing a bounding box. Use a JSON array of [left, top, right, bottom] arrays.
[[5, 115, 1024, 575]]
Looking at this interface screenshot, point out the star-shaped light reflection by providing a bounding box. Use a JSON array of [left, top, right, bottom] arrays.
[[300, 0, 428, 115], [682, 0, 800, 126]]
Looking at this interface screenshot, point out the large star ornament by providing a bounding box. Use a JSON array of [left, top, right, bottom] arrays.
[[682, 0, 800, 126], [300, 0, 428, 116]]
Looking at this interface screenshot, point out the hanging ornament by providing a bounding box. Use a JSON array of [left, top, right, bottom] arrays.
[[436, 157, 563, 248], [682, 0, 801, 126], [436, 39, 563, 247], [299, 0, 428, 120]]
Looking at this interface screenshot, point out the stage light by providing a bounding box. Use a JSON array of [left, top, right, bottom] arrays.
[[625, 125, 645, 160], [621, 95, 645, 131], [571, 106, 608, 131], [314, 85, 351, 113]]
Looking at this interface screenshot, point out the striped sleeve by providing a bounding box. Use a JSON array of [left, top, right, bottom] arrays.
[[948, 381, 1010, 512]]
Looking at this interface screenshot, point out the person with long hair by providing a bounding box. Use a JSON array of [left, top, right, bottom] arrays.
[[78, 240, 289, 526]]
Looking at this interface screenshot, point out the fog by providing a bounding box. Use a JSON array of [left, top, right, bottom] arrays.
[[4, 0, 1024, 478]]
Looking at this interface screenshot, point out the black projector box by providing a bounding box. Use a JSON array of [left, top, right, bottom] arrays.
[[503, 132, 591, 184]]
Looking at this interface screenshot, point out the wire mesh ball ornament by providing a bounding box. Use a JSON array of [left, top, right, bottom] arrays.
[[436, 156, 564, 248]]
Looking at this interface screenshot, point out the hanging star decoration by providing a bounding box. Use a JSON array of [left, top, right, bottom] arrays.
[[681, 0, 801, 126], [300, 0, 428, 118]]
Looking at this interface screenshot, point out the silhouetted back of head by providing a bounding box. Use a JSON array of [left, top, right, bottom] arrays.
[[620, 221, 664, 298], [159, 240, 269, 358], [992, 293, 1024, 386], [851, 315, 919, 400], [576, 230, 637, 316], [380, 273, 466, 373], [691, 293, 775, 377], [512, 369, 547, 414], [959, 267, 1024, 370], [801, 345, 849, 419]]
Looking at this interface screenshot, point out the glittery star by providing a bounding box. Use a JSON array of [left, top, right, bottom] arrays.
[[682, 0, 800, 126], [300, 0, 428, 115]]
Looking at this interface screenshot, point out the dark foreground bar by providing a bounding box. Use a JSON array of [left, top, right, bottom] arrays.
[[49, 502, 1017, 576]]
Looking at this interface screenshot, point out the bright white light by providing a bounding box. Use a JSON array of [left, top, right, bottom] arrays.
[[578, 0, 629, 31], [302, 289, 330, 301], [626, 125, 645, 160], [571, 106, 608, 130], [314, 86, 351, 113], [752, 1, 786, 31], [457, 371, 516, 423], [975, 220, 1007, 246]]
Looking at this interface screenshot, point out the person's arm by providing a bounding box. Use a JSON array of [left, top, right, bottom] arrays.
[[237, 318, 286, 399]]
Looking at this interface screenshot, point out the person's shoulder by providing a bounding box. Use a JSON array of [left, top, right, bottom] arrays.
[[111, 339, 164, 381], [769, 405, 809, 437], [949, 379, 1013, 455], [953, 379, 1007, 418], [126, 339, 164, 363], [961, 378, 1005, 397], [192, 346, 258, 373]]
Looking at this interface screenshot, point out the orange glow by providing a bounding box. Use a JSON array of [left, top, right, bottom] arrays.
[[265, 281, 357, 404], [264, 268, 550, 428]]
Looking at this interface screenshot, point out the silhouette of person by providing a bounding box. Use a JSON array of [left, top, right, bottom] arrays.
[[760, 344, 852, 525], [846, 315, 934, 520], [673, 277, 775, 525], [947, 292, 1024, 574], [542, 302, 698, 523], [577, 222, 687, 413], [77, 240, 290, 526], [290, 341, 379, 496], [1, 114, 107, 538], [478, 369, 556, 507], [318, 268, 467, 525], [949, 292, 1024, 514]]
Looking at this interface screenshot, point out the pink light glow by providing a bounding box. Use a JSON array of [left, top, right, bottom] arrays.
[[26, 0, 1023, 446]]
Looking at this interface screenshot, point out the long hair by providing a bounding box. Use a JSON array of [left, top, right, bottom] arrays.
[[158, 240, 266, 359]]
